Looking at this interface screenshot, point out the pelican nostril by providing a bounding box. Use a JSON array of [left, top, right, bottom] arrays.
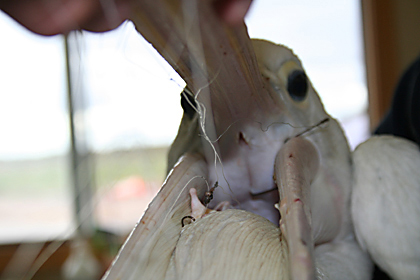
[[238, 132, 249, 145]]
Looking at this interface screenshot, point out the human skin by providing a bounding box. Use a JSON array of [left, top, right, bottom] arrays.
[[0, 0, 252, 35]]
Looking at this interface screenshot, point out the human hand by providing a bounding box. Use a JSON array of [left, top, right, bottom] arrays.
[[0, 0, 253, 36]]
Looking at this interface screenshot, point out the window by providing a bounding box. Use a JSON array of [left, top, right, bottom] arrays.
[[0, 11, 70, 244]]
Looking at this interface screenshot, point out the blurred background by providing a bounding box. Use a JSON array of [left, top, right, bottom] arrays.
[[0, 0, 419, 279]]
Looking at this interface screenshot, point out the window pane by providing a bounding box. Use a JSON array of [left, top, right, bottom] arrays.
[[66, 23, 184, 235], [0, 11, 71, 243]]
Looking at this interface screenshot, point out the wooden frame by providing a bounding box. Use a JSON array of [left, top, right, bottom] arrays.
[[362, 0, 420, 130], [361, 0, 399, 130]]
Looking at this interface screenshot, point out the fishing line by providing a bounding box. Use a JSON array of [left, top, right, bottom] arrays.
[[182, 78, 238, 199], [4, 3, 225, 279], [201, 117, 323, 145], [286, 117, 330, 142], [181, 86, 240, 205], [176, 1, 241, 205], [193, 92, 241, 206]]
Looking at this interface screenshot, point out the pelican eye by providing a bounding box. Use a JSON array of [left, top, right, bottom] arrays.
[[287, 70, 308, 101]]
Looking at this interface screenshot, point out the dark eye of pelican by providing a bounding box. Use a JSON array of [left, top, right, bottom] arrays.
[[287, 70, 308, 101], [180, 90, 197, 119]]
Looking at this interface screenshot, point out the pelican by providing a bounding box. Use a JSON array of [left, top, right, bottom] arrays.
[[102, 1, 420, 278]]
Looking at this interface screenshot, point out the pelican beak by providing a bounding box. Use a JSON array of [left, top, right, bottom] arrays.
[[103, 1, 318, 279]]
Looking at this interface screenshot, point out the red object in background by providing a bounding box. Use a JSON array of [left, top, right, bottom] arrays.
[[110, 176, 148, 200]]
